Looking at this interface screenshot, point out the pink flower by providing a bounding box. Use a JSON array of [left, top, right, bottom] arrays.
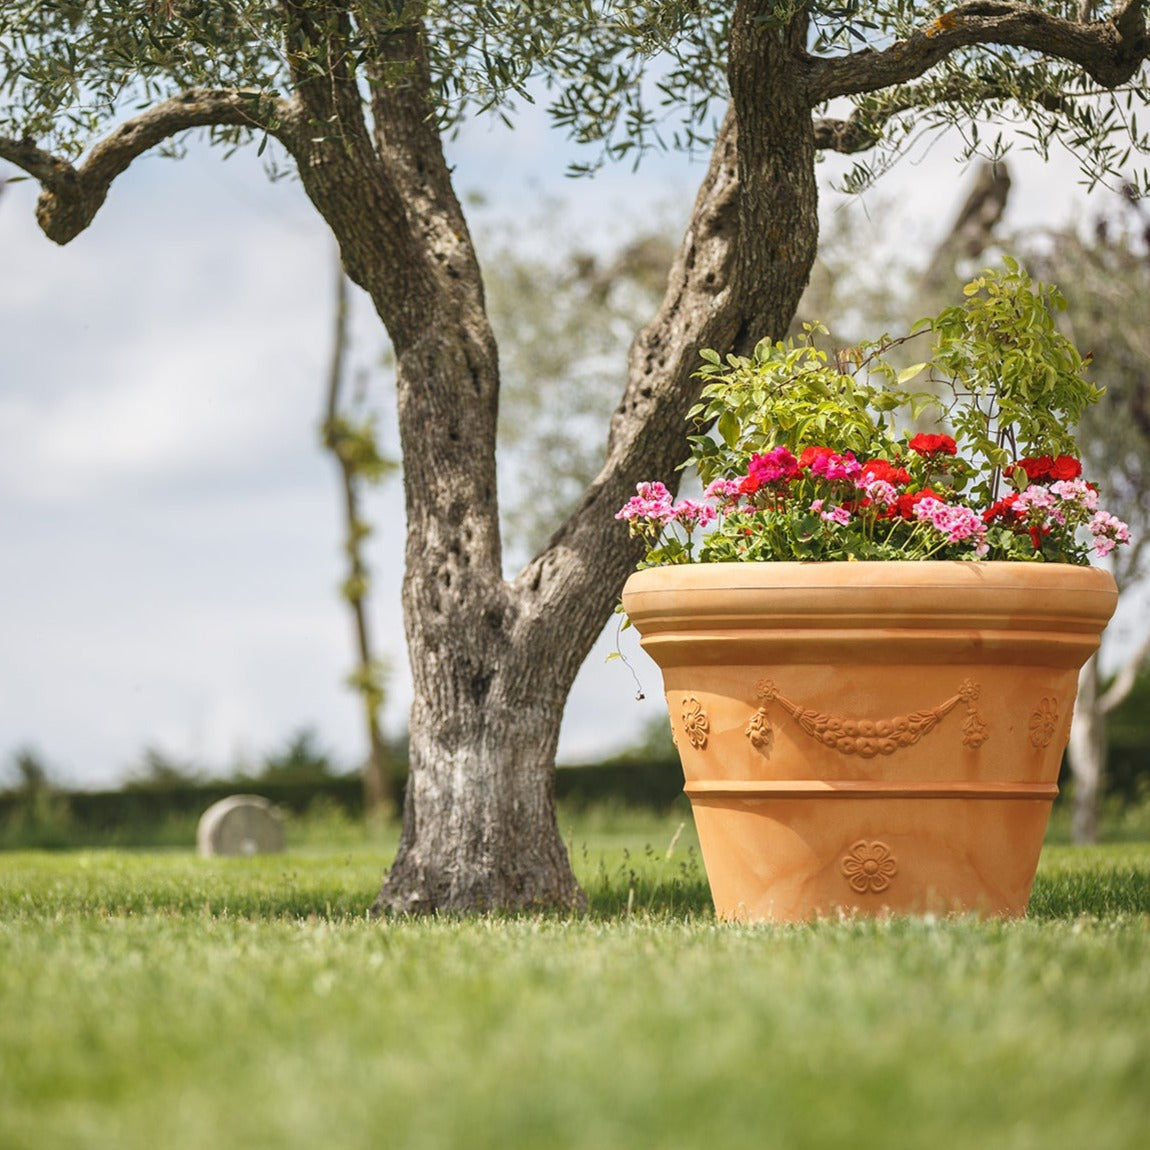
[[1050, 478, 1100, 512], [1090, 510, 1131, 557], [859, 478, 898, 507], [1015, 484, 1057, 514], [702, 478, 742, 506], [913, 497, 987, 551], [671, 499, 717, 530], [812, 500, 851, 525], [615, 481, 675, 523]]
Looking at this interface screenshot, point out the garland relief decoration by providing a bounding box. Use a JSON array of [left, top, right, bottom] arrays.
[[747, 678, 989, 759]]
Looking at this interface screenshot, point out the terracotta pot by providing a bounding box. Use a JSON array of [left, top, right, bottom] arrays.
[[621, 561, 1117, 922]]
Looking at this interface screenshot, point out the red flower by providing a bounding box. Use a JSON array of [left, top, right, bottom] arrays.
[[798, 445, 837, 470], [908, 433, 957, 457], [982, 492, 1021, 525], [1009, 455, 1082, 483], [860, 459, 912, 487], [891, 487, 942, 520]]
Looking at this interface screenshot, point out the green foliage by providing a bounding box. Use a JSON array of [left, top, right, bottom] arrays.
[[484, 202, 677, 553], [692, 260, 1099, 508], [343, 658, 389, 714], [623, 261, 1116, 565], [687, 323, 922, 486], [0, 747, 74, 847], [253, 727, 344, 783], [1024, 199, 1150, 594], [322, 414, 396, 484], [929, 256, 1100, 501], [124, 745, 203, 789], [0, 841, 1149, 1150], [4, 2, 1149, 195]]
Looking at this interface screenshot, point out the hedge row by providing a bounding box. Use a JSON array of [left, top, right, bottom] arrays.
[[0, 759, 687, 837]]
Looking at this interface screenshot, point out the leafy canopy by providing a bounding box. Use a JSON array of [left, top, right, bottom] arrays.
[[3, 3, 1149, 192]]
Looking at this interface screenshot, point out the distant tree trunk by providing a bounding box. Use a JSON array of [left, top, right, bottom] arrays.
[[322, 263, 394, 819], [921, 161, 1012, 293], [1068, 656, 1107, 843], [1067, 634, 1150, 842]]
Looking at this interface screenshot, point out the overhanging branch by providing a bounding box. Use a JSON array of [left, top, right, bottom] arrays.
[[809, 1, 1150, 104], [0, 88, 290, 245], [812, 70, 1071, 155]]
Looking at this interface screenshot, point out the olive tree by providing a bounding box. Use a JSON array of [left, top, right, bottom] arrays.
[[4, 2, 1149, 913]]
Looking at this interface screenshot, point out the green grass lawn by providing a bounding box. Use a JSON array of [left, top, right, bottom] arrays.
[[1, 816, 1148, 1150]]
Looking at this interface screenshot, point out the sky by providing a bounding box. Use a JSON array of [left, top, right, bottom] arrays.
[[0, 84, 1134, 790]]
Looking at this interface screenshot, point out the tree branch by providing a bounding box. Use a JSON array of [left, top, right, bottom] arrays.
[[809, 1, 1150, 105], [512, 107, 742, 634], [0, 88, 288, 244], [812, 65, 1087, 156]]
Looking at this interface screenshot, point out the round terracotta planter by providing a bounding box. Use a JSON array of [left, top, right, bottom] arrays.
[[621, 561, 1118, 922]]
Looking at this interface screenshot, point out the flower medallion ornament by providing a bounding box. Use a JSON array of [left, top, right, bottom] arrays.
[[681, 697, 710, 750], [1028, 698, 1060, 748], [841, 840, 898, 894]]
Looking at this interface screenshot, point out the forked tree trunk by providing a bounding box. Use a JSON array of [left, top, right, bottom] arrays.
[[370, 10, 819, 914], [285, 8, 819, 914]]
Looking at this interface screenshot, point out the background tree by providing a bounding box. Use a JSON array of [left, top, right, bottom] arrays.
[[3, 3, 1149, 913], [821, 165, 1150, 842], [482, 199, 679, 557], [321, 262, 399, 818], [1028, 197, 1150, 841]]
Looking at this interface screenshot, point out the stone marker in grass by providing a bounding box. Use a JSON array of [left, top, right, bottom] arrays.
[[197, 795, 285, 858]]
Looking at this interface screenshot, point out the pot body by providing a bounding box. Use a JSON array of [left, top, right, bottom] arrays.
[[622, 562, 1118, 922]]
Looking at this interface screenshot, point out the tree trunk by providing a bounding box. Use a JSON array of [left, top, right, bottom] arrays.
[[1067, 654, 1106, 844], [285, 9, 823, 914]]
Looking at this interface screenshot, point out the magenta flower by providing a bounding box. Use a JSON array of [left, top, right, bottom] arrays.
[[807, 450, 861, 483], [744, 447, 800, 488]]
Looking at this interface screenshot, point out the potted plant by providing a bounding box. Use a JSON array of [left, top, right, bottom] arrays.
[[618, 260, 1129, 922]]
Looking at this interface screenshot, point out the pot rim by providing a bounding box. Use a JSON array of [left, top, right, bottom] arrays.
[[622, 559, 1118, 594]]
